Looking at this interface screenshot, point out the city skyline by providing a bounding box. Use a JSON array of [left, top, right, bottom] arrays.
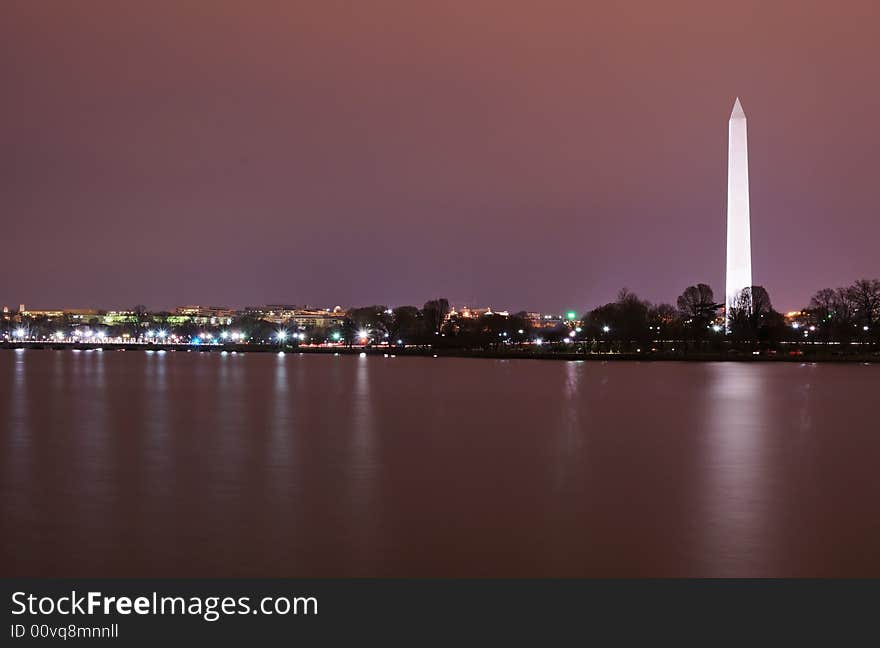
[[4, 2, 879, 313]]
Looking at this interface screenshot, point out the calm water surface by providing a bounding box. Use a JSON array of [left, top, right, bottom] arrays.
[[2, 349, 879, 577]]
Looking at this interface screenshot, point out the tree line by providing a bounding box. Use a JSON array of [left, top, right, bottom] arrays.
[[3, 279, 878, 352]]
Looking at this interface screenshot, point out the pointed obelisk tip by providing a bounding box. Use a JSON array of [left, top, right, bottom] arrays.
[[730, 97, 746, 119]]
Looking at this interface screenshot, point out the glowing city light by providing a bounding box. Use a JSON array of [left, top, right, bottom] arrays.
[[712, 325, 722, 332], [602, 325, 611, 333], [566, 311, 577, 320], [331, 332, 341, 341], [14, 328, 26, 338], [276, 331, 288, 341], [358, 329, 369, 340]]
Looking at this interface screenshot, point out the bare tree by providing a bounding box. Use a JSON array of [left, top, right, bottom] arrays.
[[677, 283, 720, 336], [422, 298, 450, 335], [846, 279, 880, 330], [728, 286, 775, 340], [809, 287, 854, 343], [808, 288, 837, 320]]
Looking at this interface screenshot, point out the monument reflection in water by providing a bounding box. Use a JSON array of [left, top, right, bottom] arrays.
[[2, 350, 879, 577]]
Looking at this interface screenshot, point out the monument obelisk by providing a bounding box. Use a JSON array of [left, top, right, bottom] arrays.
[[725, 97, 752, 323]]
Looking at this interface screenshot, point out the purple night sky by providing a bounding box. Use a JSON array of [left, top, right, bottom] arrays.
[[3, 1, 878, 313]]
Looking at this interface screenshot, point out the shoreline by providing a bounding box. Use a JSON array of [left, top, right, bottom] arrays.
[[2, 342, 877, 363]]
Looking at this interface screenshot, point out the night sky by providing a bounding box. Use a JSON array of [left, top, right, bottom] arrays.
[[3, 1, 879, 313]]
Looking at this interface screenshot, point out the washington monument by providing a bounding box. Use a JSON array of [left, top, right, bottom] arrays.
[[725, 97, 752, 320]]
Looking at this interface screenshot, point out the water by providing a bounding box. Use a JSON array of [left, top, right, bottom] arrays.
[[2, 349, 878, 577]]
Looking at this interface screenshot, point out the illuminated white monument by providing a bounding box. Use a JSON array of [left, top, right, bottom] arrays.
[[725, 97, 752, 322]]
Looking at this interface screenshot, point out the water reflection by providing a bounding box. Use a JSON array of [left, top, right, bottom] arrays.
[[552, 360, 585, 492], [268, 353, 292, 498], [346, 355, 379, 569], [4, 351, 29, 504], [2, 352, 879, 577], [143, 350, 171, 499], [700, 363, 771, 575], [71, 350, 109, 508]]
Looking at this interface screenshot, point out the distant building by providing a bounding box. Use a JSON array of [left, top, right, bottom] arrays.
[[244, 305, 346, 328], [526, 313, 565, 328], [174, 305, 235, 325], [20, 309, 64, 319], [102, 311, 138, 325], [291, 307, 346, 329], [19, 308, 99, 320], [245, 305, 300, 324], [784, 310, 811, 329], [453, 306, 509, 319]]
